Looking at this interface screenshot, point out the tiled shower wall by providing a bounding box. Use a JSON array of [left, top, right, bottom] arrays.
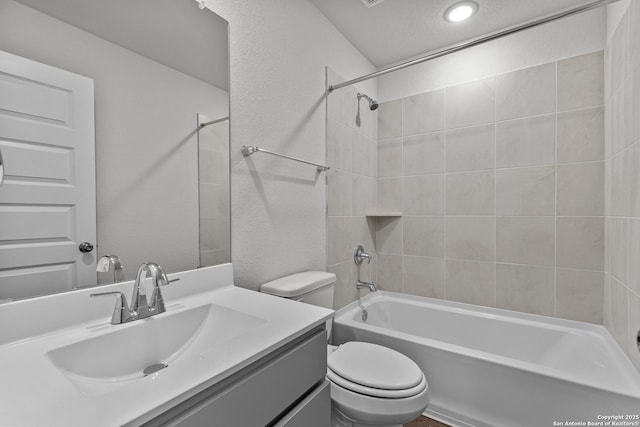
[[326, 69, 378, 309], [375, 51, 605, 324], [604, 0, 640, 371]]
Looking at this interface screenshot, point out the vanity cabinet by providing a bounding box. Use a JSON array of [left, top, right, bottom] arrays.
[[144, 326, 330, 427]]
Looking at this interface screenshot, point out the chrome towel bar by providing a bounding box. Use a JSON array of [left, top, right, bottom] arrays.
[[241, 145, 329, 172]]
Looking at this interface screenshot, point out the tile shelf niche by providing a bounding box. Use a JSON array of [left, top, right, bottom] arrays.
[[364, 211, 402, 217]]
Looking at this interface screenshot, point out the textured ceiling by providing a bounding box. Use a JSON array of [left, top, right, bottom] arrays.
[[309, 0, 603, 67]]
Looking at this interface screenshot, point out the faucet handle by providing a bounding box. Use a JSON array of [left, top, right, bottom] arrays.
[[149, 274, 180, 315], [90, 291, 136, 324], [354, 245, 372, 265]]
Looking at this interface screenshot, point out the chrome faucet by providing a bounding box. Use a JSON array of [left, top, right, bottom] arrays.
[[356, 280, 377, 292], [354, 245, 372, 265], [96, 254, 125, 283], [131, 262, 170, 318], [91, 261, 178, 324]]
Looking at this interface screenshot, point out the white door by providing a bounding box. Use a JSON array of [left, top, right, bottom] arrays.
[[0, 50, 96, 301]]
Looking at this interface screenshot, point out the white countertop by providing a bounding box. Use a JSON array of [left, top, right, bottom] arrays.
[[0, 264, 333, 426]]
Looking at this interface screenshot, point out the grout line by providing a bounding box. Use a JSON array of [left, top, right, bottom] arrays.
[[400, 97, 405, 294], [494, 75, 498, 309], [553, 58, 560, 318], [443, 88, 448, 301]]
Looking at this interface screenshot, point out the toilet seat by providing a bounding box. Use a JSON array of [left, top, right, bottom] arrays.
[[327, 342, 427, 399], [327, 368, 427, 398]]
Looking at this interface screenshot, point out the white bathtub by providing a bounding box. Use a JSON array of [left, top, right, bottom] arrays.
[[332, 292, 640, 427]]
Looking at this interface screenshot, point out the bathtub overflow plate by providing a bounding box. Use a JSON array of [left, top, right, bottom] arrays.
[[637, 330, 640, 352]]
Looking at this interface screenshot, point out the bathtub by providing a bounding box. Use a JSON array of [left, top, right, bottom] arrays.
[[332, 291, 640, 427]]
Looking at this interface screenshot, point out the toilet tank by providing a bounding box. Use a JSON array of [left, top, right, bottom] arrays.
[[260, 271, 335, 309]]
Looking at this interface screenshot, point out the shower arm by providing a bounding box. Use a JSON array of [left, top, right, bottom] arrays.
[[328, 0, 621, 93]]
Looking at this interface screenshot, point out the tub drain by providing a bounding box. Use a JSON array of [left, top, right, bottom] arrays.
[[143, 363, 167, 376]]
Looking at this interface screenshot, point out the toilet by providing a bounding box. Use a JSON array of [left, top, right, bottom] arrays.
[[260, 271, 429, 427]]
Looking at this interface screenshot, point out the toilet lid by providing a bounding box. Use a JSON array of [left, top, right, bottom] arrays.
[[327, 367, 427, 398], [327, 342, 424, 391]]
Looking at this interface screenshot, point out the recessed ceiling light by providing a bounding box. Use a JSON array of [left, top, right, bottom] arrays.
[[444, 1, 479, 23]]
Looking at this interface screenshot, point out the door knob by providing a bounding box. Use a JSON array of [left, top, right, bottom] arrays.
[[79, 242, 94, 253]]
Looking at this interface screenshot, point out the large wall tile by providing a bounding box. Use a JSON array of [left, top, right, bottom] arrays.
[[403, 256, 445, 299], [556, 269, 604, 324], [402, 89, 445, 136], [557, 162, 604, 216], [626, 290, 640, 372], [446, 259, 496, 307], [327, 169, 352, 216], [352, 130, 371, 175], [446, 124, 495, 172], [446, 170, 495, 215], [630, 0, 640, 73], [445, 77, 495, 129], [377, 178, 403, 211], [496, 114, 555, 168], [625, 67, 640, 149], [377, 99, 403, 140], [446, 217, 495, 262], [604, 277, 629, 348], [496, 63, 555, 121], [557, 51, 604, 111], [328, 217, 351, 266], [403, 216, 445, 257], [557, 107, 604, 163], [497, 217, 555, 266], [329, 261, 354, 310], [496, 263, 555, 316], [403, 175, 444, 215], [376, 254, 403, 292], [556, 217, 604, 270], [628, 219, 640, 295], [496, 166, 555, 216], [352, 175, 376, 216], [378, 139, 402, 177], [376, 217, 403, 255], [327, 118, 352, 171], [605, 217, 628, 284], [351, 216, 375, 255], [403, 132, 445, 175]]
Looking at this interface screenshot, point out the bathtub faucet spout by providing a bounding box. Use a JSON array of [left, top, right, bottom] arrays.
[[356, 280, 377, 292]]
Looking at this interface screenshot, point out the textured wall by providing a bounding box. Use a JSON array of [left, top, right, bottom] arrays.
[[604, 0, 640, 373], [203, 0, 376, 290], [374, 52, 605, 324]]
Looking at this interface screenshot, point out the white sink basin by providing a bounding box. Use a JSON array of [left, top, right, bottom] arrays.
[[0, 264, 334, 426], [46, 303, 267, 384]]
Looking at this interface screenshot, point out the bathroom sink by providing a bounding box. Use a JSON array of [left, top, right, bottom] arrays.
[[46, 303, 267, 383]]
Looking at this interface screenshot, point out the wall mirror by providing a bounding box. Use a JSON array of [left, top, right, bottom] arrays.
[[0, 0, 230, 301]]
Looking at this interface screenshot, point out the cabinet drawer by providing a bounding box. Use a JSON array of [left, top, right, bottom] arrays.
[[155, 328, 327, 427], [274, 380, 330, 427]]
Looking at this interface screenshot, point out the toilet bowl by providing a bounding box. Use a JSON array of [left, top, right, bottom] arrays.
[[261, 272, 429, 427]]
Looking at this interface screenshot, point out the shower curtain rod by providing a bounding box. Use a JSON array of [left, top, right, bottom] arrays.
[[199, 116, 229, 128], [328, 0, 621, 92]]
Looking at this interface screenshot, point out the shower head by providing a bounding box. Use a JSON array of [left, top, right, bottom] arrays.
[[357, 92, 379, 111]]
